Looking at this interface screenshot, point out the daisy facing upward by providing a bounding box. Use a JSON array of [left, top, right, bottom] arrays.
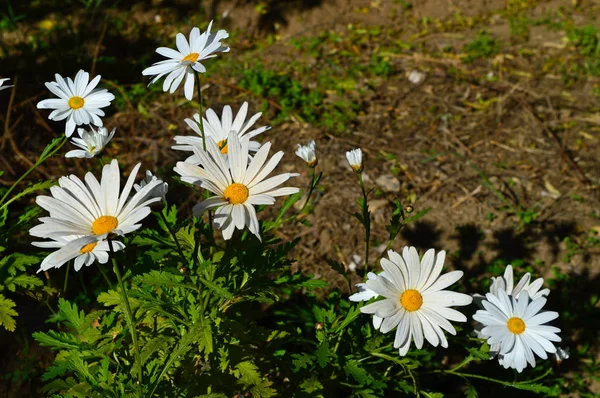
[[354, 247, 473, 356], [36, 70, 115, 137], [174, 132, 298, 241]]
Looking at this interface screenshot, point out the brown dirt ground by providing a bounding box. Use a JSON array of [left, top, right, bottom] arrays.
[[1, 0, 600, 397], [1, 0, 598, 287]]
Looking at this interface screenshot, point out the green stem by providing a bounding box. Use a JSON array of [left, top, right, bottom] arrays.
[[193, 70, 206, 151], [97, 262, 114, 291], [0, 136, 67, 209], [109, 240, 143, 397], [448, 355, 476, 373], [438, 367, 553, 389], [158, 208, 187, 263], [358, 173, 370, 277], [298, 169, 317, 214], [63, 262, 70, 294]]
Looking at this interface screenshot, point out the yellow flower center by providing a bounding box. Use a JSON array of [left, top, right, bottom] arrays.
[[217, 139, 229, 154], [80, 242, 98, 254], [507, 317, 526, 335], [91, 216, 118, 235], [223, 183, 249, 205], [182, 52, 200, 63], [68, 96, 85, 109], [308, 159, 318, 168], [400, 289, 423, 312]]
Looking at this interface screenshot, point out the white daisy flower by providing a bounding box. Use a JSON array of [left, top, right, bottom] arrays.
[[33, 235, 125, 272], [346, 148, 363, 173], [174, 102, 269, 163], [0, 78, 13, 92], [473, 265, 551, 343], [360, 247, 473, 356], [296, 140, 317, 168], [553, 347, 569, 365], [36, 70, 115, 137], [488, 265, 550, 300], [133, 170, 169, 202], [174, 131, 299, 241], [142, 21, 229, 101], [349, 271, 388, 330], [473, 289, 561, 372], [30, 159, 163, 241], [65, 126, 116, 159]]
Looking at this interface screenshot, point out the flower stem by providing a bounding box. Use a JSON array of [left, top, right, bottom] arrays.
[[0, 136, 67, 209], [358, 173, 371, 277], [108, 239, 143, 397], [158, 207, 187, 263], [63, 262, 70, 294], [193, 70, 206, 151], [298, 169, 317, 214], [97, 262, 114, 290]]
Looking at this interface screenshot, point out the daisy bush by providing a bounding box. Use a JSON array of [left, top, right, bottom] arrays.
[[0, 20, 573, 398]]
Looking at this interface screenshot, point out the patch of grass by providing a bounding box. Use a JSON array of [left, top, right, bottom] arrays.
[[238, 63, 358, 133], [508, 16, 531, 41], [566, 25, 600, 76], [462, 31, 499, 63]]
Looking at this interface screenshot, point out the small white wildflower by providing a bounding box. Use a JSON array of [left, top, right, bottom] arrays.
[[295, 140, 317, 167], [553, 347, 569, 364], [65, 126, 116, 159], [0, 78, 13, 92], [134, 171, 168, 202], [407, 70, 425, 85], [346, 148, 363, 173]]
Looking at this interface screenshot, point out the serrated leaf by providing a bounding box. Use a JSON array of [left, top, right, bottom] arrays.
[[234, 361, 262, 387], [292, 353, 314, 372], [465, 381, 478, 398], [300, 377, 323, 394], [0, 293, 17, 331], [4, 179, 56, 208], [141, 336, 172, 364], [344, 359, 372, 385], [315, 341, 330, 368], [332, 305, 361, 333], [97, 290, 121, 308], [56, 299, 85, 331], [33, 330, 81, 350]]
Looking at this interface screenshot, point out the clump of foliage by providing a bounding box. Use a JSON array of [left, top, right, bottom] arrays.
[[462, 31, 500, 63]]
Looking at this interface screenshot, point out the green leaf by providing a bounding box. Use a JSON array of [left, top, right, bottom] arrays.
[[315, 341, 330, 368], [332, 304, 362, 333], [233, 360, 262, 387], [141, 336, 172, 364], [56, 299, 85, 331], [198, 316, 213, 355], [421, 392, 444, 398], [467, 341, 490, 361], [33, 330, 81, 350], [0, 293, 17, 331], [300, 377, 323, 394], [97, 290, 121, 308], [511, 383, 554, 394], [4, 179, 56, 208], [403, 208, 431, 225], [465, 381, 478, 398], [344, 359, 372, 385], [135, 270, 190, 290], [292, 353, 314, 372]]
